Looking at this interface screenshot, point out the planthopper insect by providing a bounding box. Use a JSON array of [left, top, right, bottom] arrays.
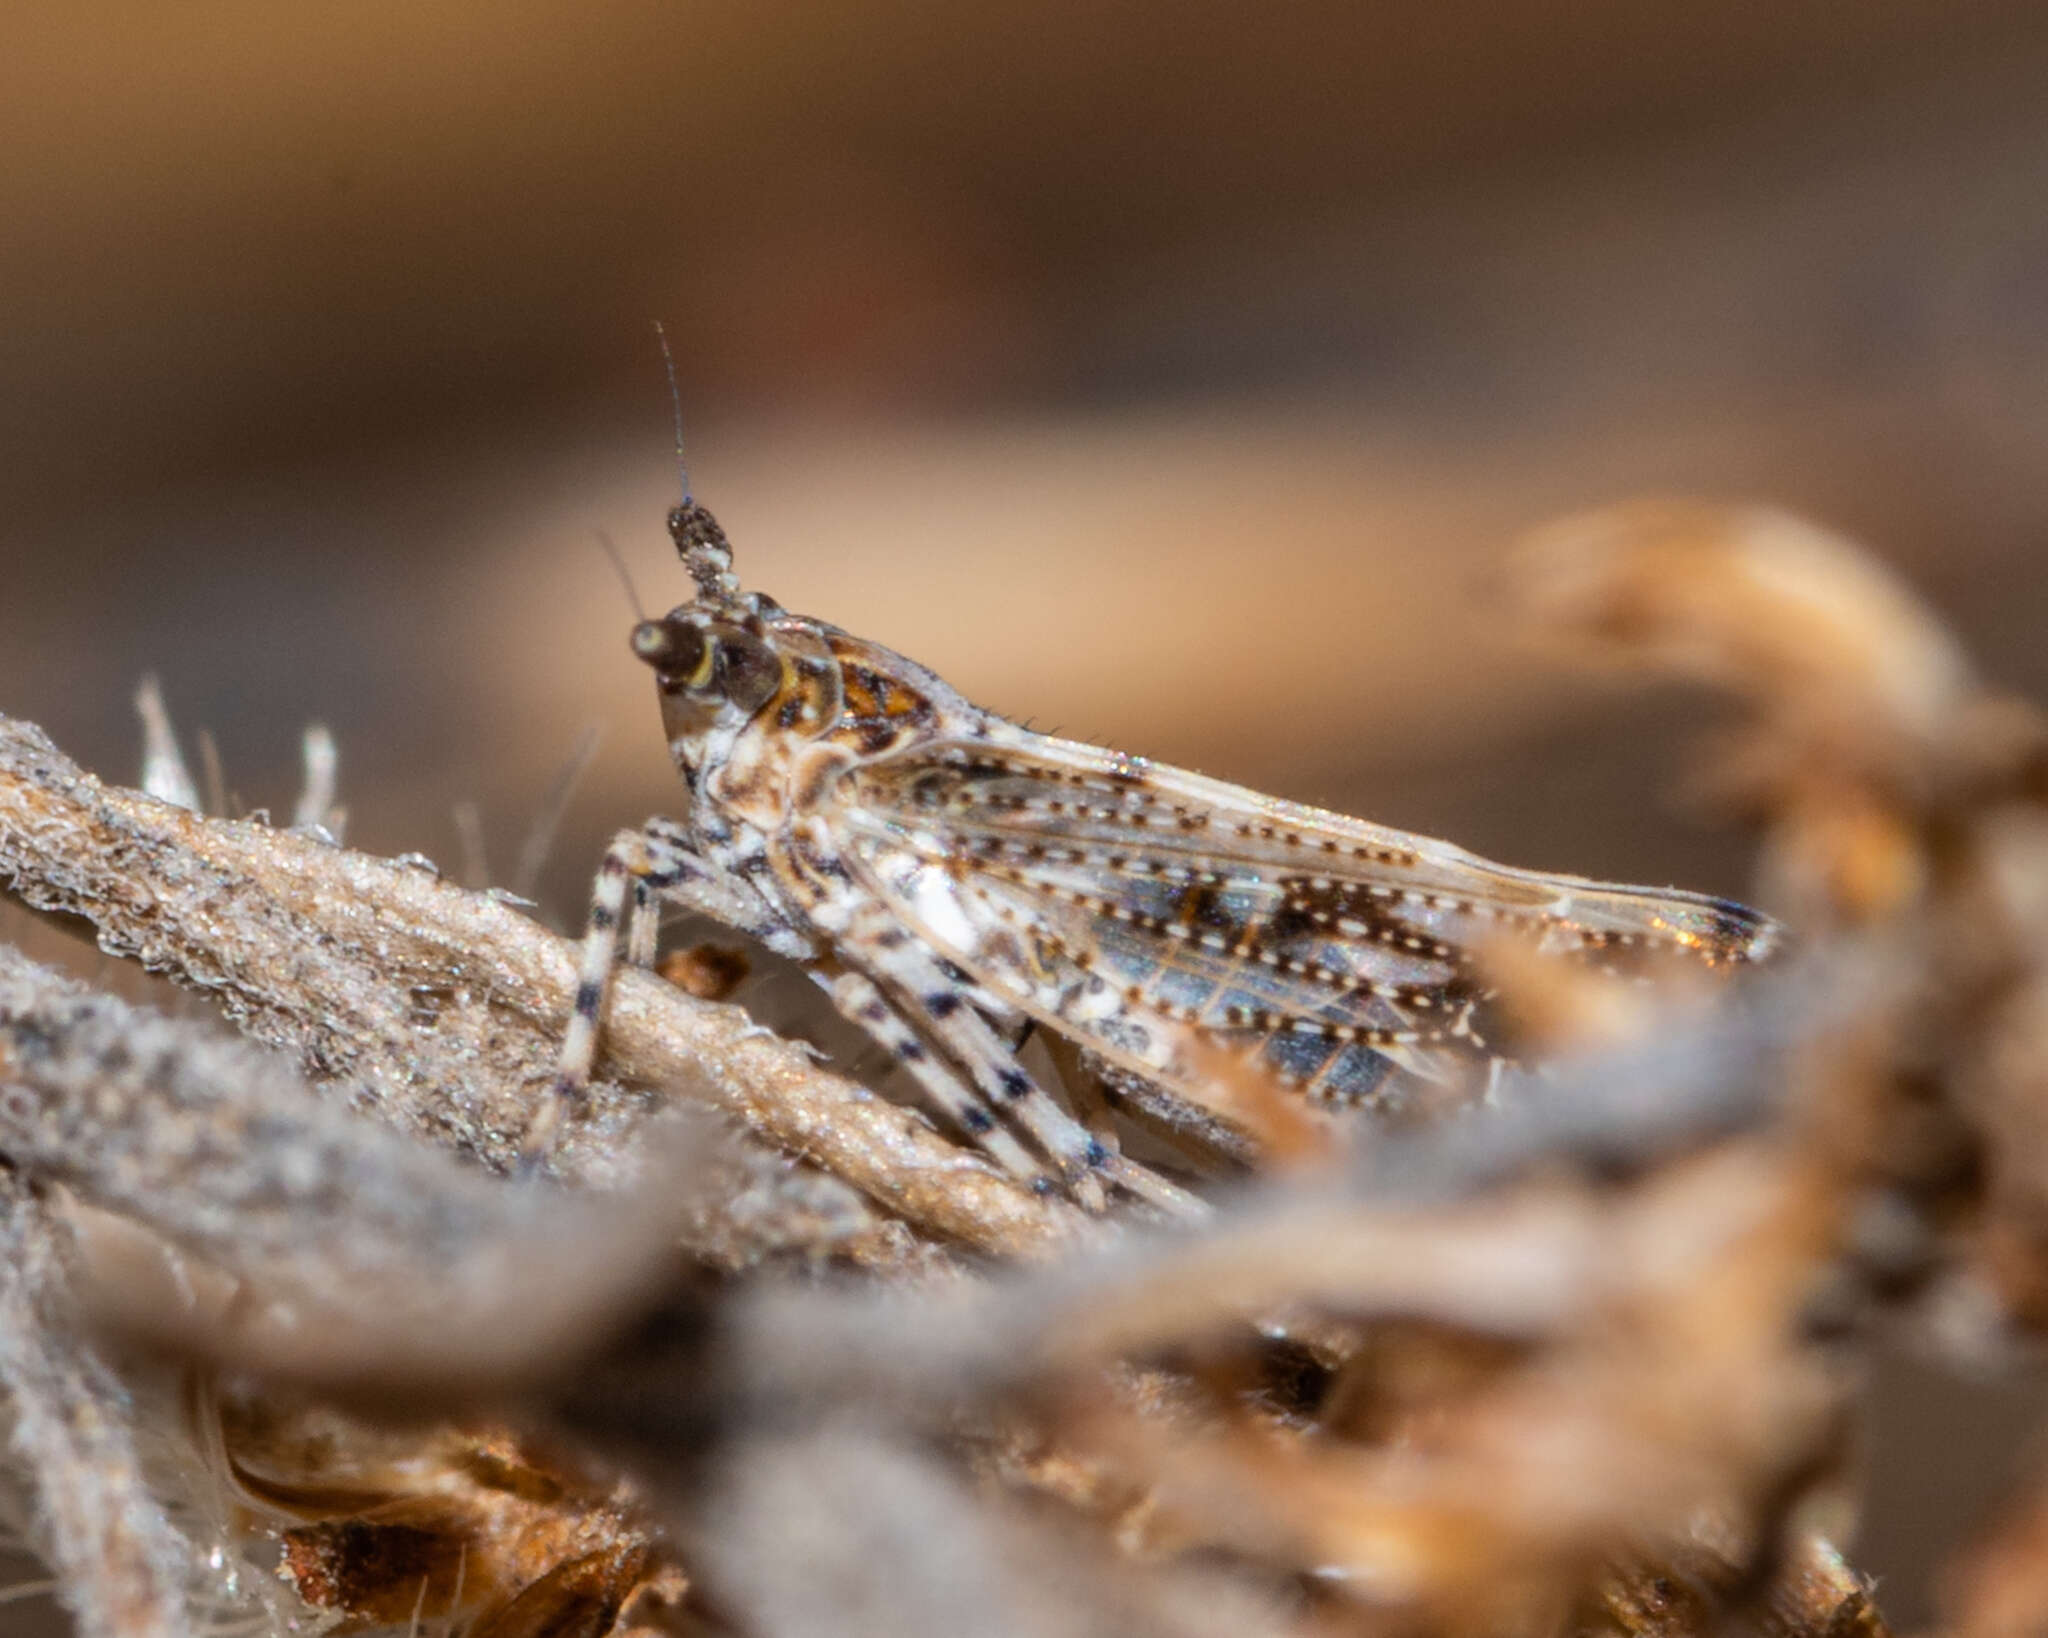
[[525, 487, 1781, 1212]]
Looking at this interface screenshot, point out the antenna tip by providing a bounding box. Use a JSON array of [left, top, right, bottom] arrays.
[[653, 321, 693, 502]]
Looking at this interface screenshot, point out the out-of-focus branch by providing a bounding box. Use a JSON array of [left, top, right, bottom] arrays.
[[0, 1176, 192, 1638], [1505, 500, 1976, 757], [0, 713, 1084, 1262], [0, 943, 717, 1405]]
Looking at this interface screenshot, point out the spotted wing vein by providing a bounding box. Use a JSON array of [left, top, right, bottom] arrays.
[[826, 740, 1657, 1105], [836, 737, 1775, 1096]]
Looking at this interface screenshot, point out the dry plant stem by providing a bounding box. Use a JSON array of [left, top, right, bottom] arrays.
[[748, 1144, 1794, 1409], [698, 1426, 1293, 1638], [0, 943, 717, 1403], [1505, 501, 1975, 757], [0, 713, 1085, 1261], [0, 901, 925, 1283], [0, 1175, 191, 1638], [0, 941, 585, 1281], [677, 1024, 1809, 1438], [669, 988, 1801, 1432]]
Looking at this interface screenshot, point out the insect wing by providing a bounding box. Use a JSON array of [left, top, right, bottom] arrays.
[[833, 730, 1776, 1108]]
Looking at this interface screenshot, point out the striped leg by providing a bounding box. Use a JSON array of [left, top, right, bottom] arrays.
[[823, 970, 1049, 1189], [834, 914, 1203, 1217], [625, 877, 661, 970], [521, 821, 794, 1168], [894, 957, 1202, 1218]]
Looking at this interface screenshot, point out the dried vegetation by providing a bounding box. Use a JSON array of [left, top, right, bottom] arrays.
[[3, 501, 2047, 1637]]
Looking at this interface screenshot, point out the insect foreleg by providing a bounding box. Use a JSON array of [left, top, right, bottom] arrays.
[[521, 820, 797, 1168], [624, 878, 660, 969]]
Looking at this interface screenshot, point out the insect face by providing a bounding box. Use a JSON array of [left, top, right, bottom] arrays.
[[634, 607, 786, 746]]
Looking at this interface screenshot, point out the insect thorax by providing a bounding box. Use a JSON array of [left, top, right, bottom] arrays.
[[669, 610, 962, 839]]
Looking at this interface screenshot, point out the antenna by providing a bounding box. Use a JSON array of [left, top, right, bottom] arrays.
[[653, 318, 691, 505], [593, 529, 647, 621], [650, 319, 738, 597]]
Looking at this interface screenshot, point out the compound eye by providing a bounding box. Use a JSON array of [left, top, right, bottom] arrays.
[[631, 616, 710, 690], [715, 634, 783, 715]]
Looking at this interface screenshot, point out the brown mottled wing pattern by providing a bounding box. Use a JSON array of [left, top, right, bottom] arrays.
[[832, 732, 1777, 1110]]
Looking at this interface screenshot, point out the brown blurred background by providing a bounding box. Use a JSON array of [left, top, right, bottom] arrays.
[[6, 2, 2048, 1627]]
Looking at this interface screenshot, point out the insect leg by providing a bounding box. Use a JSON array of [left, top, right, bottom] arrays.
[[624, 878, 660, 969], [910, 979, 1200, 1216], [1037, 1029, 1124, 1157], [821, 969, 1049, 1188], [1050, 1041, 1260, 1176], [521, 821, 794, 1168], [840, 923, 1202, 1217], [935, 957, 1027, 1037]]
